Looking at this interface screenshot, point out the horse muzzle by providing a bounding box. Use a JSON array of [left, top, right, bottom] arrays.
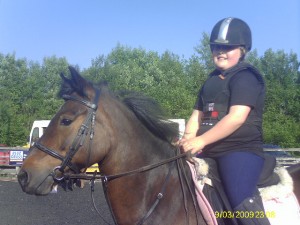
[[18, 168, 56, 195]]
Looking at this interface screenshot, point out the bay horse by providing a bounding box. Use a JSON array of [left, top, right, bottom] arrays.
[[18, 66, 300, 225], [18, 66, 205, 225]]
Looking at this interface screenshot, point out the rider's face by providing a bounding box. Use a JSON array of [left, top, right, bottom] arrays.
[[212, 45, 242, 70]]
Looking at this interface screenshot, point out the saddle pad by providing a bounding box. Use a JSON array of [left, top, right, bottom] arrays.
[[263, 193, 300, 225], [187, 161, 218, 225]]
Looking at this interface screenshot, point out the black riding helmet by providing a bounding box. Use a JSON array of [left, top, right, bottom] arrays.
[[210, 17, 252, 52]]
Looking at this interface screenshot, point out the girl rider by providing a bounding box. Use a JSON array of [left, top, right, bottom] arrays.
[[179, 17, 271, 225]]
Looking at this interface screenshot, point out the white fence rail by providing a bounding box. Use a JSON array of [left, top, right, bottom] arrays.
[[264, 148, 300, 167]]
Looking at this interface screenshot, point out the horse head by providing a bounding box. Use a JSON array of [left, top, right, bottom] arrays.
[[18, 66, 112, 195]]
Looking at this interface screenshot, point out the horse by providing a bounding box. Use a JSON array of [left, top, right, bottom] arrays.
[[18, 66, 205, 225], [18, 66, 300, 225]]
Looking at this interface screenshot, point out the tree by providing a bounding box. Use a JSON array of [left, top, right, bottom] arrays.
[[0, 54, 69, 146], [0, 53, 29, 145], [193, 32, 215, 72], [0, 36, 299, 147], [253, 50, 300, 147]]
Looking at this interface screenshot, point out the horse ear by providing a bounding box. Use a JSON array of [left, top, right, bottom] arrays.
[[60, 72, 69, 82], [68, 66, 86, 85], [60, 71, 73, 90], [68, 66, 91, 97], [59, 66, 91, 98]]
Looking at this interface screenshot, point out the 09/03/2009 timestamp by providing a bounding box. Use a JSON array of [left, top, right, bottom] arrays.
[[215, 210, 276, 219]]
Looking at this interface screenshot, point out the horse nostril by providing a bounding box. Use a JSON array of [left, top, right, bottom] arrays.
[[18, 169, 29, 188]]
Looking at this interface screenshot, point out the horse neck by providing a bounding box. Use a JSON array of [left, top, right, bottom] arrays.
[[96, 97, 201, 224], [98, 95, 175, 174], [110, 118, 174, 172], [101, 118, 184, 224]]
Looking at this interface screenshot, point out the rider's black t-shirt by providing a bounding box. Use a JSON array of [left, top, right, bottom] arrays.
[[194, 64, 265, 158]]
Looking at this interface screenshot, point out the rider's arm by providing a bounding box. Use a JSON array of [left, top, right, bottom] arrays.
[[200, 105, 250, 144], [180, 105, 251, 154], [182, 109, 203, 140]]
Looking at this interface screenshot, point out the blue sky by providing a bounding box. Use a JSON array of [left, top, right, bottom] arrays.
[[0, 0, 299, 69]]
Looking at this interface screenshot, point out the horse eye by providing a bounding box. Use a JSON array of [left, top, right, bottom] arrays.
[[60, 119, 73, 126]]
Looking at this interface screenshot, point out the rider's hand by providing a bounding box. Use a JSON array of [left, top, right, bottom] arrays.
[[178, 137, 205, 155]]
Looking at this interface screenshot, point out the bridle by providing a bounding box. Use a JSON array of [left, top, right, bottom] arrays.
[[33, 88, 199, 225], [34, 89, 101, 180]]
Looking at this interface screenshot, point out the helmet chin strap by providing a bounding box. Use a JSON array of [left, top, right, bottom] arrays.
[[239, 47, 247, 62]]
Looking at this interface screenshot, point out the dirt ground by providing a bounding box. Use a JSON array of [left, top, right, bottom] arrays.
[[0, 180, 114, 225]]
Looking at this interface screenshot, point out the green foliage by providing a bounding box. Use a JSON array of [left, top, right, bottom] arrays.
[[0, 35, 299, 147], [0, 54, 67, 146], [193, 32, 215, 72], [263, 112, 300, 147], [247, 49, 300, 147]]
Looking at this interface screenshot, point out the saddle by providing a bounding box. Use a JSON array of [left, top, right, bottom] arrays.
[[257, 154, 280, 187]]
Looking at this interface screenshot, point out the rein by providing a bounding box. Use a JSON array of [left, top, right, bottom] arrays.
[[63, 151, 190, 181]]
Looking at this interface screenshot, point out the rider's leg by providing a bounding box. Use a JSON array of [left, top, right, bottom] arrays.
[[216, 151, 271, 225], [234, 195, 271, 225]]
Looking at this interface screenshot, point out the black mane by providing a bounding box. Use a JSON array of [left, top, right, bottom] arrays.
[[117, 91, 178, 143]]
